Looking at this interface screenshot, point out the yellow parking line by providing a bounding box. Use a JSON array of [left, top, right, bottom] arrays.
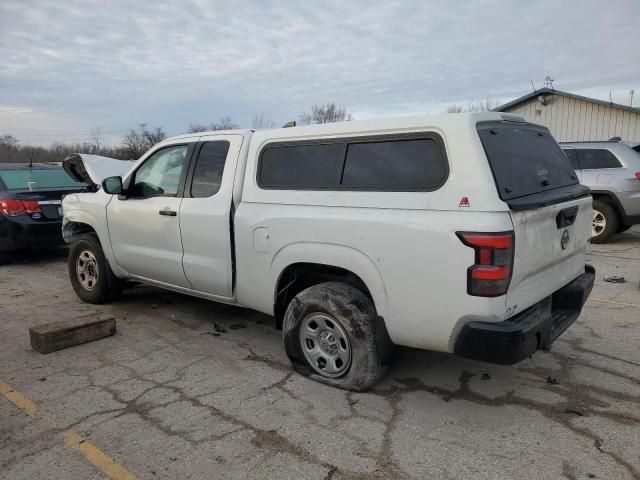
[[588, 298, 640, 308], [0, 380, 37, 416], [1, 380, 136, 478], [63, 431, 137, 480]]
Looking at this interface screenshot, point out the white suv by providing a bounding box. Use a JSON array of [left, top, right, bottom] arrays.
[[62, 112, 595, 390]]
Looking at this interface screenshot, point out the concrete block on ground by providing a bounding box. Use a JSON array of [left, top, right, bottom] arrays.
[[29, 314, 116, 354]]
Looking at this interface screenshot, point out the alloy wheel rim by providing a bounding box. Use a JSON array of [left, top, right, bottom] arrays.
[[76, 250, 99, 291], [299, 313, 351, 378], [592, 209, 606, 237]]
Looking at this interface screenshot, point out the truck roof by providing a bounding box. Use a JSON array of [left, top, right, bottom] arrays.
[[159, 112, 539, 145], [160, 129, 255, 144]]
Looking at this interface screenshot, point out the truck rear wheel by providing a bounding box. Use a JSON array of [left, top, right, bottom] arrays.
[[68, 234, 123, 304], [591, 199, 618, 244], [283, 281, 389, 391]]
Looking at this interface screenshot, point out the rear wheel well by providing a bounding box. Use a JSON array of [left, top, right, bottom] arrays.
[[274, 263, 373, 330]]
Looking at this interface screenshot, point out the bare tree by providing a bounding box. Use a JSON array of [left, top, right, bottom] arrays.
[[0, 134, 20, 161], [1, 127, 165, 163], [187, 123, 208, 133], [446, 98, 500, 113], [211, 116, 239, 130], [49, 141, 96, 159], [89, 127, 103, 155], [187, 116, 239, 133], [252, 113, 276, 129], [0, 134, 19, 149], [122, 124, 166, 159], [299, 103, 353, 125]]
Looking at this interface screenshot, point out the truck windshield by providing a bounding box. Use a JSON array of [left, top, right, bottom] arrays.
[[477, 123, 578, 201], [0, 168, 86, 190]]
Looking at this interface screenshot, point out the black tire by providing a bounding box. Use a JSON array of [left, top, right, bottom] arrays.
[[68, 234, 123, 303], [591, 200, 618, 244], [617, 224, 632, 233], [283, 281, 390, 391]]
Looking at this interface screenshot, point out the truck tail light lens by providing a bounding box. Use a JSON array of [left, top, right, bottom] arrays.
[[457, 231, 514, 297], [635, 172, 640, 181], [0, 199, 41, 217]]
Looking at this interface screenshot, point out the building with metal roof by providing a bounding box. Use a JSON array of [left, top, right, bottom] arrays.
[[495, 88, 640, 142]]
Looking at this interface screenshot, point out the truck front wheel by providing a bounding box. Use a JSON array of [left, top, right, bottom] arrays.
[[68, 234, 123, 304], [283, 282, 389, 391]]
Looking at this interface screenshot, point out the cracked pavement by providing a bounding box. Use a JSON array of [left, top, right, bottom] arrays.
[[1, 229, 639, 479]]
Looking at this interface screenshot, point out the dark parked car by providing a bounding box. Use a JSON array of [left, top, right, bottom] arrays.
[[0, 162, 87, 261]]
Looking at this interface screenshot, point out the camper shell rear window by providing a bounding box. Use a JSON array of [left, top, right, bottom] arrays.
[[477, 122, 579, 201]]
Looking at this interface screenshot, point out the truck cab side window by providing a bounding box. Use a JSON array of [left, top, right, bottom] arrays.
[[132, 145, 188, 198], [190, 141, 230, 197]]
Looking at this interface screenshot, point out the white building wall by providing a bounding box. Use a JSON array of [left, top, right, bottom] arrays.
[[504, 93, 640, 142]]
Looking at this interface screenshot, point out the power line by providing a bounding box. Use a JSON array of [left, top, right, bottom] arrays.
[[15, 134, 125, 141], [12, 131, 129, 138], [18, 139, 123, 144]]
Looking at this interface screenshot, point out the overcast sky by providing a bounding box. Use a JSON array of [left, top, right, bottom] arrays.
[[1, 0, 639, 146]]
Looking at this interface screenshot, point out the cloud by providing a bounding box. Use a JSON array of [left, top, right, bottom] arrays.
[[0, 105, 90, 145], [0, 106, 34, 115], [1, 0, 639, 144]]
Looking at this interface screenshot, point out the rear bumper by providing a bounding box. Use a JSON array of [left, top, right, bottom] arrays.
[[454, 265, 595, 365], [0, 218, 64, 252]]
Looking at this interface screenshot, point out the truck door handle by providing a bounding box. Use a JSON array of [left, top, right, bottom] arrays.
[[159, 209, 177, 217]]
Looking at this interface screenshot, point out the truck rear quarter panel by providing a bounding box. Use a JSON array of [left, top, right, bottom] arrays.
[[235, 205, 512, 351], [235, 114, 516, 352]]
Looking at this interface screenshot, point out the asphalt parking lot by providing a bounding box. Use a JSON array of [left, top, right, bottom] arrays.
[[1, 230, 639, 480]]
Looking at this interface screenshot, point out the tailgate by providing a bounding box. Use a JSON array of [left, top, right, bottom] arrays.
[[506, 195, 592, 317], [476, 120, 593, 318]]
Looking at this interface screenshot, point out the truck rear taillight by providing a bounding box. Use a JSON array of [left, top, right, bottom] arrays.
[[0, 199, 41, 217], [457, 231, 514, 297], [635, 172, 640, 181]]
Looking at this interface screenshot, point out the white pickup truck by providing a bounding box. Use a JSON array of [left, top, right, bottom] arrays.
[[62, 112, 595, 390]]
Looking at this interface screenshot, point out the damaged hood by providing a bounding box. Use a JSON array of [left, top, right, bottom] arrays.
[[63, 153, 134, 186]]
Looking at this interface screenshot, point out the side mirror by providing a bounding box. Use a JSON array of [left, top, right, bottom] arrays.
[[102, 176, 123, 195]]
